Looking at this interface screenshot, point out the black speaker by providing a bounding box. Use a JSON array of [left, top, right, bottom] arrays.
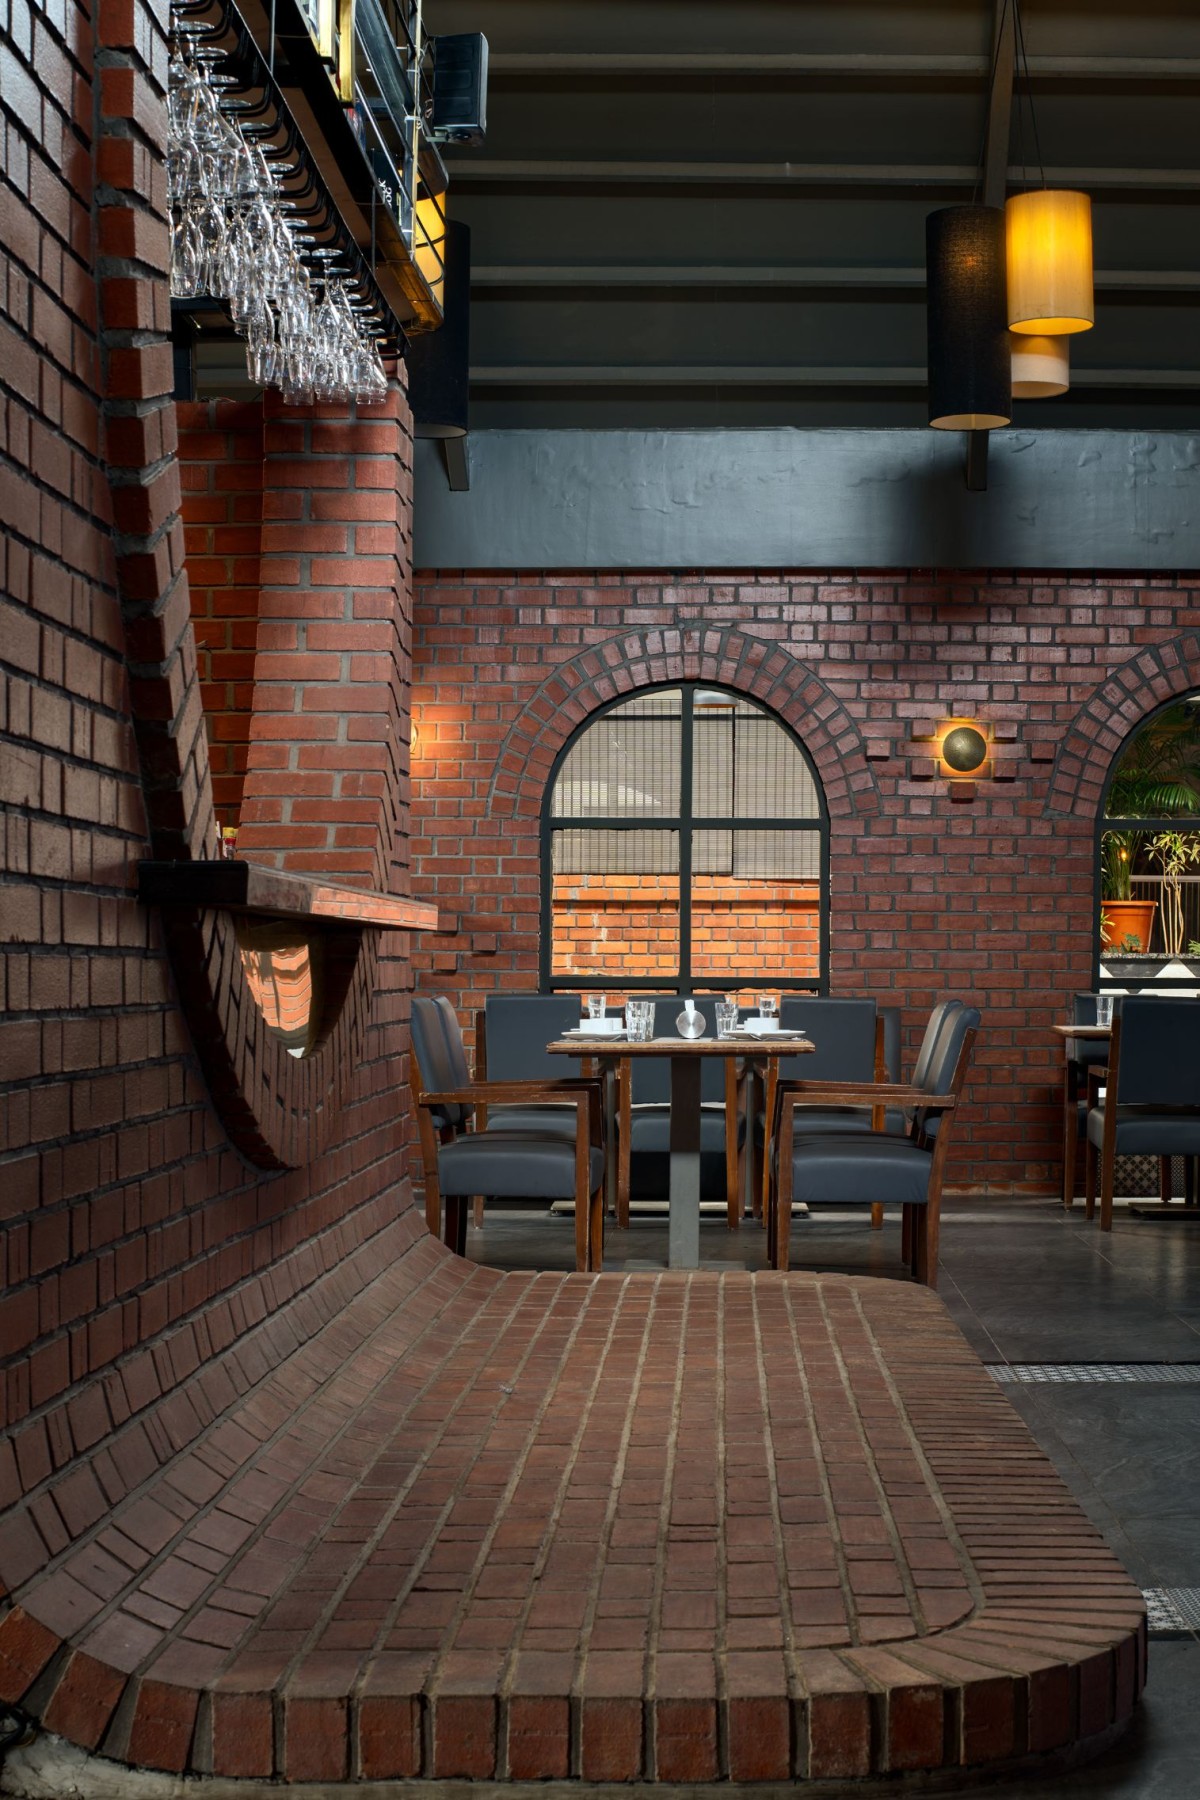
[[426, 33, 488, 145], [406, 220, 470, 438]]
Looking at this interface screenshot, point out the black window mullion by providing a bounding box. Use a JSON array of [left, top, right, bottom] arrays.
[[678, 686, 694, 994]]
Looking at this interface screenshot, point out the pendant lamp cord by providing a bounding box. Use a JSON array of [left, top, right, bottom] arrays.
[[1012, 0, 1046, 190], [971, 0, 1010, 206]]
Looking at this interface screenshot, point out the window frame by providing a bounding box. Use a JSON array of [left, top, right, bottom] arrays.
[[1094, 691, 1200, 989], [538, 682, 830, 994]]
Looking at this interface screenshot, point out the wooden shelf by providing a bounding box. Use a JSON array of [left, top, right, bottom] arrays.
[[138, 861, 439, 932]]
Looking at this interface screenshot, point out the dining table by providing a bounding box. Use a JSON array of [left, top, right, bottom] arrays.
[[547, 1031, 814, 1269]]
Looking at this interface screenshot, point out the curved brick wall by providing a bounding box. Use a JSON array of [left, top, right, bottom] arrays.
[[0, 0, 420, 1457]]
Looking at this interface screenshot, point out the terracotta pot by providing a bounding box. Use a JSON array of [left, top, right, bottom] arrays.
[[1100, 899, 1157, 953]]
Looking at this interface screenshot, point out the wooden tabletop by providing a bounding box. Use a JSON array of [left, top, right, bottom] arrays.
[[1052, 1024, 1112, 1040], [547, 1035, 815, 1056]]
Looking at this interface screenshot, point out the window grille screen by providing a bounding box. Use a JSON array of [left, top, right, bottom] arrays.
[[692, 829, 821, 881], [544, 684, 827, 988], [551, 829, 678, 877]]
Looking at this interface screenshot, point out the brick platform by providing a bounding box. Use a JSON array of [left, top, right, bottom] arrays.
[[0, 1227, 1144, 1785]]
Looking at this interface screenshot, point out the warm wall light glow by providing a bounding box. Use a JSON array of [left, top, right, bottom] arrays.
[[937, 721, 990, 776], [1011, 332, 1069, 398], [1006, 190, 1093, 335]]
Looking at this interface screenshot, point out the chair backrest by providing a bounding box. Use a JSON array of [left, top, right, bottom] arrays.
[[483, 994, 582, 1079], [912, 1000, 963, 1090], [1068, 990, 1117, 1068], [628, 997, 727, 1103], [411, 996, 469, 1129], [1115, 997, 1200, 1108], [777, 997, 877, 1081], [914, 1004, 980, 1141], [880, 1006, 901, 1082]]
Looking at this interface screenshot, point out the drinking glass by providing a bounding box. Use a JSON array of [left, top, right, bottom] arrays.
[[756, 992, 779, 1022], [625, 1000, 649, 1042], [1096, 995, 1114, 1028], [716, 1000, 739, 1037], [586, 994, 607, 1021]]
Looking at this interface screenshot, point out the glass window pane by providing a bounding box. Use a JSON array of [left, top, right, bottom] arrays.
[[692, 692, 819, 819], [551, 830, 679, 980], [690, 829, 821, 983], [551, 689, 681, 818]]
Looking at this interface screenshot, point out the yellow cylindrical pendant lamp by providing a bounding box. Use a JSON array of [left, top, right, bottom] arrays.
[[1010, 332, 1069, 398], [1006, 189, 1093, 335]]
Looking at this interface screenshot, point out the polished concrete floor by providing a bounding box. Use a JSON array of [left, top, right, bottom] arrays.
[[466, 1196, 1200, 1796]]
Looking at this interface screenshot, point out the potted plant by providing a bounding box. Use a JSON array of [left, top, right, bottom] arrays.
[[1100, 700, 1200, 953], [1100, 832, 1156, 951]]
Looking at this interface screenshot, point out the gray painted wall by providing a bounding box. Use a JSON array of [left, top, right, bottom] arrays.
[[413, 429, 1200, 571]]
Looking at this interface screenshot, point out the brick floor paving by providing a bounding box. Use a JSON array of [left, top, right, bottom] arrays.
[[0, 1222, 1145, 1783]]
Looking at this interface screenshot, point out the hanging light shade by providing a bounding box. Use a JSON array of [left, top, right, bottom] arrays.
[[1006, 189, 1093, 335], [1010, 332, 1069, 398], [926, 205, 1010, 430]]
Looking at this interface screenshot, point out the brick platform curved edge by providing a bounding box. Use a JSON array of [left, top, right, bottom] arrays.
[[0, 1240, 1145, 1787]]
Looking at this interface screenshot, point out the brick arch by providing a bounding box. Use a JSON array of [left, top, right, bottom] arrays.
[[1046, 632, 1200, 820], [485, 626, 879, 821]]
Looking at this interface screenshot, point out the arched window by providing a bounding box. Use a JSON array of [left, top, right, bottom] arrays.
[[1099, 694, 1200, 977], [540, 685, 828, 993]]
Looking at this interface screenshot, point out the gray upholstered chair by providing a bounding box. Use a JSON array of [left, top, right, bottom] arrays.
[[768, 1003, 980, 1288], [1063, 991, 1115, 1211], [409, 996, 605, 1270], [1085, 997, 1200, 1230], [470, 994, 589, 1227], [616, 996, 744, 1228], [754, 998, 881, 1219]]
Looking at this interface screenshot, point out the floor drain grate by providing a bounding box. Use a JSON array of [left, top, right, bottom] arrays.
[[989, 1363, 1200, 1385], [1144, 1588, 1200, 1635]]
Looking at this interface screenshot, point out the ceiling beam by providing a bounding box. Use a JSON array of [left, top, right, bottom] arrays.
[[469, 265, 1200, 292], [447, 159, 1200, 193], [486, 53, 1200, 83], [467, 366, 1200, 389]]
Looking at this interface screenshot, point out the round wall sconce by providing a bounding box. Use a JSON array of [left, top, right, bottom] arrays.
[[940, 722, 990, 776]]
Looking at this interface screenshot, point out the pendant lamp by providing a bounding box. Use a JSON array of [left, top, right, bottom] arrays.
[[1006, 188, 1093, 335], [926, 205, 1011, 431], [1010, 332, 1069, 398]]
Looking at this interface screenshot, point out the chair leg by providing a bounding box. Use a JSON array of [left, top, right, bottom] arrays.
[[1160, 1155, 1173, 1206], [773, 1154, 791, 1273], [1062, 1078, 1078, 1210], [1099, 1135, 1116, 1233], [445, 1196, 468, 1258], [870, 1202, 884, 1231], [901, 1203, 912, 1265], [472, 1196, 484, 1229], [914, 1202, 940, 1289], [617, 1070, 632, 1229], [589, 1179, 605, 1271], [1084, 1134, 1097, 1222], [574, 1180, 589, 1271]]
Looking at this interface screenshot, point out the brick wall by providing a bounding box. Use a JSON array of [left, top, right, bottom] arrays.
[[177, 400, 264, 833], [411, 576, 1200, 1191], [551, 875, 820, 984], [0, 0, 418, 1444]]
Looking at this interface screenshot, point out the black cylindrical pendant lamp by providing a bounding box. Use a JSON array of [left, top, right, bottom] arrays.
[[926, 205, 1010, 431], [406, 221, 471, 438]]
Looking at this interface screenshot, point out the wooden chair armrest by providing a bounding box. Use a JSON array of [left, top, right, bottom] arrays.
[[776, 1080, 955, 1106], [420, 1080, 600, 1108]]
